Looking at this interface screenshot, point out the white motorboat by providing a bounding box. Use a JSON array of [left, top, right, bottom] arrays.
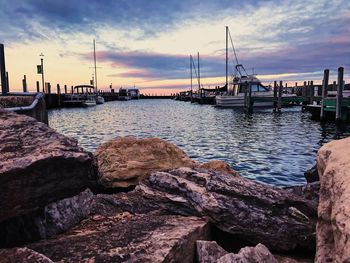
[[64, 85, 97, 107], [216, 27, 294, 108], [96, 95, 105, 104]]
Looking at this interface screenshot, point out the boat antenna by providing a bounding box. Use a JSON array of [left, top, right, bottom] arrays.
[[93, 39, 98, 93], [190, 55, 200, 87]]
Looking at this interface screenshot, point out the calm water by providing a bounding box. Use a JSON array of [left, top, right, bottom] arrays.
[[49, 99, 350, 186]]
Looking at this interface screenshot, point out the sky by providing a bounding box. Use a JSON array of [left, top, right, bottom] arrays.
[[0, 0, 349, 95]]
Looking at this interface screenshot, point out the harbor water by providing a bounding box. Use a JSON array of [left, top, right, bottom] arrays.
[[49, 99, 350, 186]]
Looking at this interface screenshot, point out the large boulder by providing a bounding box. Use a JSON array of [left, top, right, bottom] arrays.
[[95, 137, 196, 188], [316, 137, 350, 262], [0, 109, 96, 223], [27, 213, 209, 262], [136, 167, 317, 252]]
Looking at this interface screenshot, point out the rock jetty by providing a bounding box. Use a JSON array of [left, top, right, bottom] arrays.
[[1, 108, 349, 262]]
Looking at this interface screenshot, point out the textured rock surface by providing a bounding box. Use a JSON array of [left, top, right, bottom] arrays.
[[0, 189, 94, 248], [136, 167, 317, 252], [28, 213, 209, 263], [196, 240, 228, 263], [284, 182, 320, 210], [0, 109, 96, 222], [95, 137, 196, 188], [0, 247, 53, 263], [217, 243, 277, 263], [316, 137, 350, 262], [199, 160, 239, 176]]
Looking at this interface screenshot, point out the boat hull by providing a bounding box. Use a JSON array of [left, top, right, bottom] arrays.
[[215, 95, 272, 107]]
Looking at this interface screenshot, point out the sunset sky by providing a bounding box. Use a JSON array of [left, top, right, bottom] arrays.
[[1, 0, 349, 95]]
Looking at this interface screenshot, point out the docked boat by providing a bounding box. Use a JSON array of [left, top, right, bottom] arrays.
[[118, 88, 131, 100], [216, 27, 294, 108], [216, 65, 274, 107], [96, 95, 105, 104], [128, 88, 140, 99], [64, 85, 97, 107]]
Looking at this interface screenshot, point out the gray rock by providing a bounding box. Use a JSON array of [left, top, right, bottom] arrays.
[[136, 167, 317, 252], [0, 109, 96, 223], [28, 213, 210, 263], [217, 243, 278, 263], [0, 189, 94, 247], [196, 240, 228, 263], [0, 247, 53, 263]]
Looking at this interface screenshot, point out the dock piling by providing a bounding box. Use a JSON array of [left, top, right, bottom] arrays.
[[320, 69, 329, 120], [0, 44, 8, 94], [22, 75, 27, 92], [36, 81, 40, 92], [273, 81, 277, 112], [64, 85, 67, 94], [309, 81, 314, 104], [278, 81, 282, 111], [336, 67, 344, 121]]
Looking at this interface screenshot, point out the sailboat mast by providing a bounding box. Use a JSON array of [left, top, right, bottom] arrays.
[[93, 39, 98, 93], [197, 52, 200, 91], [190, 55, 193, 97], [225, 26, 228, 87]]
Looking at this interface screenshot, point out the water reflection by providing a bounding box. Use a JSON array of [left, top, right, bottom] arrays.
[[48, 100, 350, 186]]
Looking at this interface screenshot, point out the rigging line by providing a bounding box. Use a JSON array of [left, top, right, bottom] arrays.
[[190, 56, 200, 87], [228, 29, 239, 66]]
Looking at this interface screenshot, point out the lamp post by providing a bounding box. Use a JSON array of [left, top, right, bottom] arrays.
[[40, 53, 45, 93]]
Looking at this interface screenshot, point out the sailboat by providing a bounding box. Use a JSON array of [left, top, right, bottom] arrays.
[[215, 27, 293, 107], [93, 39, 105, 105]]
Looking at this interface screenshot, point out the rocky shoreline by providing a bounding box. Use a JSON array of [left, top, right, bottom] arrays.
[[0, 108, 349, 262]]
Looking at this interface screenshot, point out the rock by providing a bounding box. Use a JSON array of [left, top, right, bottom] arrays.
[[284, 182, 320, 210], [196, 240, 228, 263], [90, 191, 161, 216], [95, 137, 196, 188], [0, 189, 94, 247], [0, 247, 53, 263], [199, 160, 239, 176], [0, 109, 96, 223], [316, 137, 350, 262], [304, 164, 319, 183], [28, 213, 210, 262], [136, 167, 317, 252], [217, 243, 277, 263]]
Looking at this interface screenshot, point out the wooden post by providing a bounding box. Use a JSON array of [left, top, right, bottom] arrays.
[[71, 86, 74, 94], [36, 81, 40, 92], [64, 84, 67, 94], [278, 81, 282, 111], [48, 83, 51, 94], [5, 72, 9, 92], [336, 67, 344, 121], [309, 81, 314, 104], [302, 81, 307, 97], [320, 69, 329, 120], [22, 75, 27, 92], [273, 81, 277, 112], [248, 82, 253, 113], [0, 44, 8, 94], [56, 84, 60, 94], [333, 81, 336, 91], [244, 82, 248, 109]]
